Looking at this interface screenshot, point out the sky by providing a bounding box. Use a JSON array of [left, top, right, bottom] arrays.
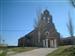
[[0, 0, 75, 46]]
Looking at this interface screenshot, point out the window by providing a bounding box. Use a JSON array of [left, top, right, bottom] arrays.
[[45, 31, 49, 35], [43, 16, 45, 20], [48, 17, 50, 23]]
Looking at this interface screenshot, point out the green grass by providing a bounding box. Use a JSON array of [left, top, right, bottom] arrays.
[[47, 46, 75, 56], [0, 49, 7, 56], [7, 47, 37, 55], [10, 47, 37, 53], [0, 46, 8, 56], [0, 47, 37, 56]]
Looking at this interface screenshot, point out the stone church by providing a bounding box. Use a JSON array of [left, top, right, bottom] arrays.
[[18, 9, 60, 48]]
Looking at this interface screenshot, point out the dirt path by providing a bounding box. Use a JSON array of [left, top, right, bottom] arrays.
[[10, 48, 57, 56]]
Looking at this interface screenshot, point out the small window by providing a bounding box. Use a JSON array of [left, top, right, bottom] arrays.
[[48, 17, 50, 23], [43, 16, 45, 20], [45, 31, 49, 35]]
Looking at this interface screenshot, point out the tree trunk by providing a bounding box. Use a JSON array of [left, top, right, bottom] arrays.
[[38, 31, 41, 47]]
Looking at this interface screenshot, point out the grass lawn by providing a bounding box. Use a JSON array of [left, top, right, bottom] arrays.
[[7, 47, 38, 55], [47, 45, 75, 56], [0, 49, 7, 56], [10, 47, 37, 53], [0, 46, 7, 56], [0, 47, 37, 56]]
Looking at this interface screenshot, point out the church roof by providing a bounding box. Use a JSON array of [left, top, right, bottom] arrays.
[[44, 9, 49, 15]]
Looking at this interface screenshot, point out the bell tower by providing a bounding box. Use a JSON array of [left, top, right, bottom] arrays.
[[42, 9, 52, 24]]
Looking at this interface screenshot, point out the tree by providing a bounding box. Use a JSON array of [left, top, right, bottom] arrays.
[[67, 0, 75, 46], [67, 14, 74, 46], [34, 9, 47, 46], [71, 0, 75, 8]]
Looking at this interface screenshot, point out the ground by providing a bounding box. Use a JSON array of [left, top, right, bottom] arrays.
[[1, 46, 75, 56], [0, 48, 7, 56], [47, 45, 75, 56], [0, 47, 37, 56], [9, 48, 57, 56]]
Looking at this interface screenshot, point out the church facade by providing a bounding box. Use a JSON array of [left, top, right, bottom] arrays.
[[18, 9, 60, 48]]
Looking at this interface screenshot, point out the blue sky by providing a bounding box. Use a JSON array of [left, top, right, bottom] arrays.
[[0, 0, 75, 46]]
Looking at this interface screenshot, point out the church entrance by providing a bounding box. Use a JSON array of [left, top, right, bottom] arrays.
[[43, 39, 57, 48]]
